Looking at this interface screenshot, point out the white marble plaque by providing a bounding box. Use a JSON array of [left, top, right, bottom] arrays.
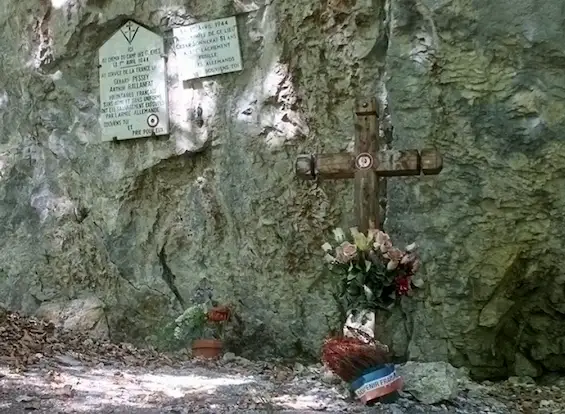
[[173, 16, 243, 81], [98, 21, 169, 141]]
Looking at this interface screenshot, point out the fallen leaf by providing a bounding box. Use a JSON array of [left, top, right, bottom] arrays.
[[0, 305, 191, 369]]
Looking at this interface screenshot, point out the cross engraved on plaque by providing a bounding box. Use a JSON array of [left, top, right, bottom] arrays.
[[295, 98, 443, 232], [121, 21, 140, 44]]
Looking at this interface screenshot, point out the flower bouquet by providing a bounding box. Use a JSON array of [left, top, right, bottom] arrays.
[[321, 227, 422, 404], [322, 227, 422, 311]]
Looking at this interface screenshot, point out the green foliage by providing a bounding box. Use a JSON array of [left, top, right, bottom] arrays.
[[173, 303, 208, 345], [336, 253, 397, 310], [169, 302, 229, 347], [149, 320, 186, 352]]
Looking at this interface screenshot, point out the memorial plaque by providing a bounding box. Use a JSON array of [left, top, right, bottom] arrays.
[[173, 16, 243, 81], [98, 20, 169, 141]]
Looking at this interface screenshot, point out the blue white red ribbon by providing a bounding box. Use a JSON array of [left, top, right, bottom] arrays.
[[351, 364, 403, 404]]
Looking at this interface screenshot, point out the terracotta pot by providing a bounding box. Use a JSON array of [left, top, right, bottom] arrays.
[[191, 339, 223, 359]]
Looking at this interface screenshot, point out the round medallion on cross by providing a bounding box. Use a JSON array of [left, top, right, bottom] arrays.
[[355, 152, 374, 170]]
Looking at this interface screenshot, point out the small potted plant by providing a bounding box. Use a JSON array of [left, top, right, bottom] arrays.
[[174, 303, 231, 359], [321, 226, 423, 405]]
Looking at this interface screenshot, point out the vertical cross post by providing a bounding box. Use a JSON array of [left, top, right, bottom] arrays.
[[354, 98, 379, 233]]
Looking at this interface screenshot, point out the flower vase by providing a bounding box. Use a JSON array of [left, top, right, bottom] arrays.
[[350, 364, 403, 405]]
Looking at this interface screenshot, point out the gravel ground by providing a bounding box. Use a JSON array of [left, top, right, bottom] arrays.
[[1, 307, 564, 413], [1, 353, 563, 414]]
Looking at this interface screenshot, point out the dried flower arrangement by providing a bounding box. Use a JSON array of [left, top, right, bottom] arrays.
[[321, 332, 391, 382]]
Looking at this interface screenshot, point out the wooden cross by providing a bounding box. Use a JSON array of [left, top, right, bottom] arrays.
[[295, 97, 443, 233]]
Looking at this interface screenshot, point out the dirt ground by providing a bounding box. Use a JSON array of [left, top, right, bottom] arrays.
[[2, 356, 564, 414], [0, 356, 370, 414], [1, 307, 564, 413], [0, 306, 363, 413]]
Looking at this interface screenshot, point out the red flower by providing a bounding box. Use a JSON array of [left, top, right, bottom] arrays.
[[395, 276, 411, 296], [207, 306, 231, 322]]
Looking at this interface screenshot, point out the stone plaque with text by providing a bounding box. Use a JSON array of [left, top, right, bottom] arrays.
[[173, 16, 243, 81], [98, 21, 169, 141]]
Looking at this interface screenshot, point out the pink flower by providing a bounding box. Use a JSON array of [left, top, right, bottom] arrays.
[[386, 248, 404, 263], [401, 252, 417, 266], [335, 242, 357, 263], [399, 252, 421, 274], [374, 231, 390, 246], [379, 240, 392, 254], [373, 231, 391, 253]]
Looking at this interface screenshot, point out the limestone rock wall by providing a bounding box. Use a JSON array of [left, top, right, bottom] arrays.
[[384, 0, 565, 378], [0, 0, 564, 378]]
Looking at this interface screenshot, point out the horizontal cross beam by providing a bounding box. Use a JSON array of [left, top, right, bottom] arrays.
[[295, 149, 443, 180]]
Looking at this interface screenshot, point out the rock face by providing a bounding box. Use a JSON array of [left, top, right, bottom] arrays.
[[0, 0, 564, 378], [383, 0, 565, 379], [35, 296, 109, 339]]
